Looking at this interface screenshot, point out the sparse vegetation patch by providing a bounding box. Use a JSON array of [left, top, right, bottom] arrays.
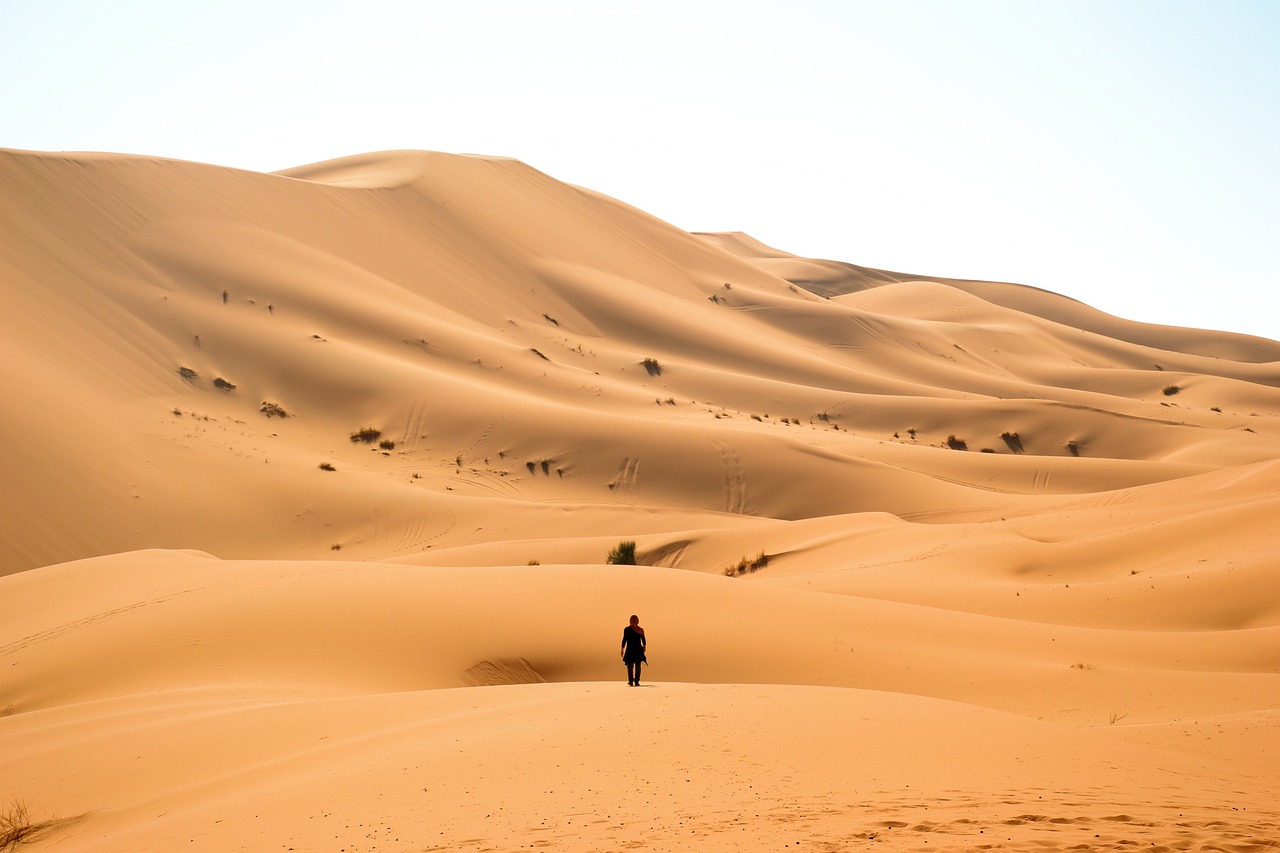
[[946, 435, 968, 451], [1163, 385, 1181, 396], [641, 357, 662, 376], [178, 366, 198, 381], [1000, 431, 1024, 453], [212, 377, 236, 391]]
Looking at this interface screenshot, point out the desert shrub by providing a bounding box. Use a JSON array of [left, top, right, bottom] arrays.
[[641, 357, 662, 376], [259, 401, 289, 418], [212, 377, 236, 391], [606, 540, 637, 565], [350, 426, 382, 444], [946, 435, 968, 451], [319, 462, 335, 471], [1000, 431, 1024, 453], [980, 447, 995, 453], [1066, 440, 1081, 457], [379, 439, 396, 450], [178, 366, 198, 381], [1162, 385, 1180, 396], [1210, 406, 1222, 413]]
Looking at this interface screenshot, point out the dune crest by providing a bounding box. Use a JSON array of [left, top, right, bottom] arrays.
[[2, 148, 1278, 851]]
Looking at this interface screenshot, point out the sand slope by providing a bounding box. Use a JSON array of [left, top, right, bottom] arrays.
[[1, 148, 1278, 851]]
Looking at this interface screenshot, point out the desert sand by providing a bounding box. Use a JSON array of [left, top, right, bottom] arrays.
[[1, 147, 1277, 851]]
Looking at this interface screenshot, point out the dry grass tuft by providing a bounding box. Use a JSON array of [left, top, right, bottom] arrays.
[[350, 426, 382, 444], [724, 550, 770, 577], [1, 797, 54, 851]]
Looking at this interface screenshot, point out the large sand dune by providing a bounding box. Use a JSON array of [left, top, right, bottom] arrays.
[[1, 148, 1277, 851]]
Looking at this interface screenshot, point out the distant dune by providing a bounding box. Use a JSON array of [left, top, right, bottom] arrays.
[[2, 148, 1277, 852]]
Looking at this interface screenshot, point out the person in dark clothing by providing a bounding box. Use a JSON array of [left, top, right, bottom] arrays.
[[620, 614, 646, 686]]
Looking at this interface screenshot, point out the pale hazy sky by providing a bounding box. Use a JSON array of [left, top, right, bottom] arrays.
[[4, 1, 1277, 342]]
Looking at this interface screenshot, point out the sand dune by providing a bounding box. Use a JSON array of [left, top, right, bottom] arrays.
[[1, 147, 1277, 851]]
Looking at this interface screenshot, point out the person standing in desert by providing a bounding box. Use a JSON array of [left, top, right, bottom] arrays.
[[620, 615, 646, 686]]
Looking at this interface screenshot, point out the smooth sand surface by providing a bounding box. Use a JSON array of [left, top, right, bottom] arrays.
[[1, 147, 1278, 851]]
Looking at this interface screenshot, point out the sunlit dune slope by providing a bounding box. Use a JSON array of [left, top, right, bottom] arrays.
[[2, 148, 1278, 574], [3, 147, 1280, 853]]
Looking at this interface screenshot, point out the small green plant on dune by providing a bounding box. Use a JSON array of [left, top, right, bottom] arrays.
[[606, 540, 637, 565], [350, 426, 382, 444]]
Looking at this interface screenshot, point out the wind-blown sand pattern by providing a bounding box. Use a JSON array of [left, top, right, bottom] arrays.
[[1, 148, 1277, 851]]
